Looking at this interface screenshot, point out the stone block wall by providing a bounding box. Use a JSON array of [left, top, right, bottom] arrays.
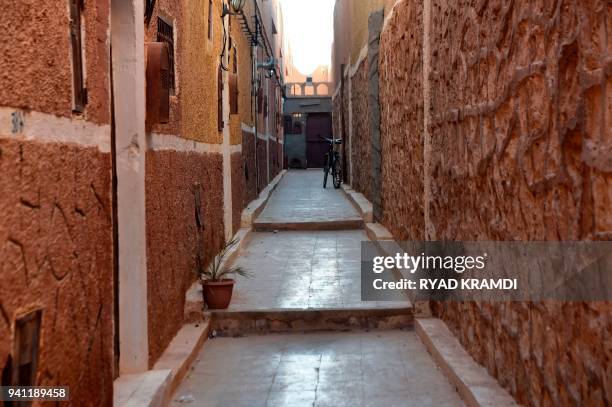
[[378, 0, 612, 405]]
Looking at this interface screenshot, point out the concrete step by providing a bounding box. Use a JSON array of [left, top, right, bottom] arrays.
[[205, 306, 414, 336], [253, 218, 364, 231]]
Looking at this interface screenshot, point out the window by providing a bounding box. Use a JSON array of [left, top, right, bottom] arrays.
[[69, 0, 86, 112], [208, 0, 213, 40], [157, 17, 175, 94]]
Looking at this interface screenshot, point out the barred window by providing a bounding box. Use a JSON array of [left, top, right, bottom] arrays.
[[157, 17, 175, 94]]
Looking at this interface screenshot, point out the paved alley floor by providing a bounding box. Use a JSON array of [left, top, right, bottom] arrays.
[[172, 331, 465, 407], [175, 170, 463, 406], [227, 230, 409, 311], [255, 170, 362, 225]]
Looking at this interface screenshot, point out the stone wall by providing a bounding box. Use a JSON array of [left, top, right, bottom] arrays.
[[145, 150, 224, 365], [378, 0, 612, 405], [349, 59, 373, 202], [342, 77, 352, 183], [379, 0, 425, 240]]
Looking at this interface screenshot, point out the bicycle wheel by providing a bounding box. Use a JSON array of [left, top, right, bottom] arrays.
[[332, 155, 342, 189], [323, 154, 329, 188]]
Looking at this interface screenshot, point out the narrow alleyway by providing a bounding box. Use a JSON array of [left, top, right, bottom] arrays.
[[171, 170, 465, 406]]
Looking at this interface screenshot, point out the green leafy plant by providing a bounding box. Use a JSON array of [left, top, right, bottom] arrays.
[[196, 237, 250, 282]]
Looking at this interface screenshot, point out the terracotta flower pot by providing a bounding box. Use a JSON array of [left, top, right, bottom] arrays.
[[202, 279, 235, 309]]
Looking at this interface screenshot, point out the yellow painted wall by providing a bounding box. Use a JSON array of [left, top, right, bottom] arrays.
[[332, 0, 384, 86], [229, 13, 255, 146], [349, 0, 384, 62], [180, 0, 224, 144]]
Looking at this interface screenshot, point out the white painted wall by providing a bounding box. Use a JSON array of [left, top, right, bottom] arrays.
[[111, 0, 149, 374]]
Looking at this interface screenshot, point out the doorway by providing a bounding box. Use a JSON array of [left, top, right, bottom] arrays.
[[305, 113, 333, 168]]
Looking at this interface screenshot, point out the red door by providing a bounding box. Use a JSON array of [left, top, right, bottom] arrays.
[[305, 113, 333, 168]]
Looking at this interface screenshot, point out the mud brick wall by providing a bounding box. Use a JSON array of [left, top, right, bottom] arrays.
[[0, 139, 113, 406], [145, 151, 224, 365], [379, 0, 425, 240], [349, 59, 373, 202], [379, 0, 612, 405]]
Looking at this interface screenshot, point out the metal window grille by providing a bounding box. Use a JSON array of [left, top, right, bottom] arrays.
[[157, 17, 175, 94]]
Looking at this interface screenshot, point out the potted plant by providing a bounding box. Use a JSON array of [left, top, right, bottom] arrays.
[[197, 237, 249, 310]]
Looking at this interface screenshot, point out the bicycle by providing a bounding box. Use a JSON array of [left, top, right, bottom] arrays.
[[321, 136, 343, 189]]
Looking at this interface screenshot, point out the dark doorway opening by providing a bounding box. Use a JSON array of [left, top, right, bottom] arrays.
[[305, 113, 332, 168]]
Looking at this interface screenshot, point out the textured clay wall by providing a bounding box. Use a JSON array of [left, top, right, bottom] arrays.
[[0, 1, 113, 404], [180, 0, 224, 143], [144, 0, 181, 136], [231, 152, 245, 234], [145, 151, 224, 365], [379, 0, 425, 240], [145, 0, 224, 143], [269, 139, 281, 180], [379, 0, 612, 405], [427, 0, 612, 405], [0, 140, 113, 405], [257, 137, 269, 192], [0, 0, 111, 124], [242, 131, 258, 204], [144, 0, 227, 365], [349, 60, 373, 201]]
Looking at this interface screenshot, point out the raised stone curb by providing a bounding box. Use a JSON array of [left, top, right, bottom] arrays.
[[341, 184, 373, 222], [364, 222, 394, 240], [241, 170, 287, 228], [153, 321, 211, 404], [416, 318, 518, 407], [113, 369, 172, 407]]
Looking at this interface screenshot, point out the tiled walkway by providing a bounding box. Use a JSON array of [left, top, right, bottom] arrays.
[[174, 170, 463, 406], [227, 230, 409, 311], [172, 331, 465, 407], [255, 170, 361, 225]]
